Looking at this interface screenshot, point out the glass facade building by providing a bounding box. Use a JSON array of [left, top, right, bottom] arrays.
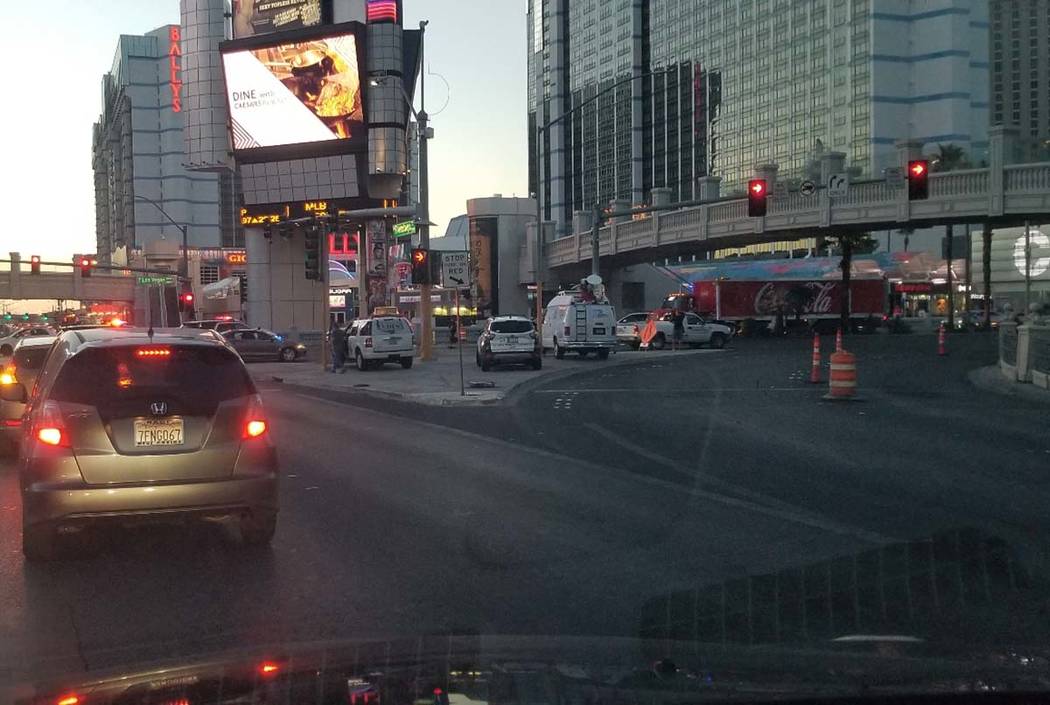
[[990, 0, 1050, 161], [529, 0, 990, 239]]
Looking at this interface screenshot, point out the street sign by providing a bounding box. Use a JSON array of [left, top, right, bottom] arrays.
[[883, 166, 905, 186], [773, 181, 788, 197], [441, 252, 471, 289], [800, 180, 817, 197], [392, 220, 416, 237], [138, 275, 175, 286], [827, 173, 849, 198]]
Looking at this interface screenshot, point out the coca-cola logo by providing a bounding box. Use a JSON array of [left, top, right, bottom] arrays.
[[753, 282, 838, 315]]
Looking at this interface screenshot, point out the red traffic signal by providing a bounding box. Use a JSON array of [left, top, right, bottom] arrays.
[[30, 255, 41, 274], [907, 159, 929, 200], [747, 179, 768, 217], [182, 293, 194, 303], [78, 257, 96, 277]]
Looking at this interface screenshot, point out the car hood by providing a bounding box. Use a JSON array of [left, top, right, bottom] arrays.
[[13, 634, 1050, 705]]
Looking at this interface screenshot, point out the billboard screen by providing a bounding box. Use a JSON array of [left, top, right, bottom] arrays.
[[231, 0, 330, 38], [222, 27, 365, 155]]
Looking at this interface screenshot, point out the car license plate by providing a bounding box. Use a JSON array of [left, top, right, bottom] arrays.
[[134, 417, 184, 448], [506, 336, 519, 344]]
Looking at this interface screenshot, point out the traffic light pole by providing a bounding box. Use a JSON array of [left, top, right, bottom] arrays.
[[417, 21, 434, 362]]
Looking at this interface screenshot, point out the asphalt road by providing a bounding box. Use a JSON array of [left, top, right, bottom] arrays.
[[2, 332, 1049, 689]]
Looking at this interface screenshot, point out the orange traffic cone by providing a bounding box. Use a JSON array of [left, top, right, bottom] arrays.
[[809, 333, 821, 384], [835, 327, 844, 352], [938, 322, 947, 356]]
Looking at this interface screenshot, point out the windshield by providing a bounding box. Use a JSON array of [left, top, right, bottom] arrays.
[[490, 320, 533, 334], [7, 0, 1050, 699], [13, 346, 50, 370]]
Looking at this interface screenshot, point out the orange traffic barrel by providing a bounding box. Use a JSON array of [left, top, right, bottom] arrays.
[[826, 350, 857, 400]]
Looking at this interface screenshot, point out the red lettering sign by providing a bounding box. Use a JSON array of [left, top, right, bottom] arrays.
[[169, 26, 182, 113]]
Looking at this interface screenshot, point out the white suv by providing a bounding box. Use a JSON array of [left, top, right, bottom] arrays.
[[476, 316, 542, 371], [345, 317, 415, 371]]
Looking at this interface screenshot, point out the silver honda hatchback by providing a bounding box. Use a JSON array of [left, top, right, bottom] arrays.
[[4, 327, 279, 561]]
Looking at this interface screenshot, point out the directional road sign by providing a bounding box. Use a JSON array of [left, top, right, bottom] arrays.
[[827, 173, 849, 198], [799, 180, 817, 197], [441, 252, 471, 289]]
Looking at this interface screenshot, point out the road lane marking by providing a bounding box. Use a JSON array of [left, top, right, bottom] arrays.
[[289, 392, 889, 544], [583, 421, 889, 544], [533, 387, 812, 394]]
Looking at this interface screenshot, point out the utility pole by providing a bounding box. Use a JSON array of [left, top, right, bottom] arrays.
[[417, 20, 434, 362], [964, 224, 972, 318], [946, 224, 955, 329], [1024, 220, 1032, 314]]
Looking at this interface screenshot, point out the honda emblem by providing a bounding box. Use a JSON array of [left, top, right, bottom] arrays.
[[150, 402, 168, 417]]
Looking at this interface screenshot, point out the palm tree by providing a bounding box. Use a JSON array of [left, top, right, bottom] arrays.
[[931, 143, 970, 172], [828, 233, 878, 334]]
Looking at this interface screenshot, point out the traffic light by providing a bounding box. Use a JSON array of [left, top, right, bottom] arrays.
[[180, 292, 195, 311], [907, 160, 929, 200], [238, 274, 248, 304], [747, 179, 767, 217], [411, 248, 430, 285], [30, 255, 41, 275], [304, 227, 321, 280], [78, 257, 96, 277]]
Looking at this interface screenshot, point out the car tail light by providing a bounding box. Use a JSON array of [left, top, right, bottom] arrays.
[[56, 695, 80, 705], [259, 661, 281, 676], [243, 395, 268, 440], [364, 337, 373, 348], [136, 346, 171, 358], [632, 324, 639, 334], [34, 401, 70, 448], [0, 367, 15, 385], [4, 419, 22, 427]]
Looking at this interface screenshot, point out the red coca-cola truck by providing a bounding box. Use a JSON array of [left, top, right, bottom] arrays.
[[661, 278, 887, 333]]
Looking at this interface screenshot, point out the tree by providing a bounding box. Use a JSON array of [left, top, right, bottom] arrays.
[[827, 233, 878, 334], [931, 143, 970, 172]]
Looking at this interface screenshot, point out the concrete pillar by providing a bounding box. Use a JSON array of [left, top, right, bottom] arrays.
[[8, 252, 21, 301], [650, 187, 673, 208], [753, 163, 779, 191], [819, 152, 847, 186], [697, 176, 722, 202], [987, 126, 1019, 216], [609, 199, 631, 224]]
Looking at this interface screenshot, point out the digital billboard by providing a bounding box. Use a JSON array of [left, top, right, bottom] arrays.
[[231, 0, 330, 39], [221, 26, 366, 158]]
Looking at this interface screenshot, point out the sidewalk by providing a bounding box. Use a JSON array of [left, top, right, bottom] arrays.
[[248, 344, 719, 406], [969, 365, 1050, 404]]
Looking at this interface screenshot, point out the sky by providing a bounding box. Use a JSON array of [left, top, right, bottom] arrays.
[[0, 0, 528, 261]]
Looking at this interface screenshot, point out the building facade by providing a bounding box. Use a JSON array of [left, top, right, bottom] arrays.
[[990, 0, 1050, 161], [529, 0, 991, 240], [92, 26, 235, 264]]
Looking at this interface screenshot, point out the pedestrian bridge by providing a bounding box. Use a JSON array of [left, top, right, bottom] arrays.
[[0, 256, 137, 302], [545, 160, 1050, 273]]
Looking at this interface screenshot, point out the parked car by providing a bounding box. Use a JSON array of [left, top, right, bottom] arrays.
[[2, 327, 278, 560], [182, 319, 251, 334], [223, 328, 307, 362], [476, 315, 542, 371], [0, 325, 55, 357], [541, 291, 618, 359], [642, 311, 734, 350], [345, 316, 415, 371], [615, 312, 650, 349], [0, 335, 57, 453]]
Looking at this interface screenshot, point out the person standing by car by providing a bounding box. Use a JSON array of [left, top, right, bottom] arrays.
[[671, 308, 685, 351], [329, 320, 346, 373]]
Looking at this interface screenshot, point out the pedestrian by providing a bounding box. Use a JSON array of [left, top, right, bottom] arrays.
[[449, 318, 458, 348], [671, 308, 685, 351], [329, 320, 346, 373]]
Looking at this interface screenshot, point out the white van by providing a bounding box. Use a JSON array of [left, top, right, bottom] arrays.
[[541, 291, 618, 360]]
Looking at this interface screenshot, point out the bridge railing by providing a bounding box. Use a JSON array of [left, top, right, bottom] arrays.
[[1004, 163, 1050, 192], [930, 168, 988, 198]]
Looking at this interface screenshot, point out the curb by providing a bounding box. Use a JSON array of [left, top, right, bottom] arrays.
[[968, 365, 1050, 404]]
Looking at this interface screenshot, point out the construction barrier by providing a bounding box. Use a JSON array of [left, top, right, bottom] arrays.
[[835, 327, 844, 352], [938, 322, 947, 356], [827, 350, 857, 400], [809, 333, 821, 384]]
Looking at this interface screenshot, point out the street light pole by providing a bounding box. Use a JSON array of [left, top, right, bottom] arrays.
[[417, 21, 433, 361], [134, 194, 189, 279], [532, 66, 672, 316]]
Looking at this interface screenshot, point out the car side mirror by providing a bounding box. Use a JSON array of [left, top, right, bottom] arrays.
[[1, 382, 26, 403]]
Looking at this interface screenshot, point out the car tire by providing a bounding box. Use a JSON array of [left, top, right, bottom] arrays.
[[400, 357, 413, 369], [650, 334, 666, 350], [356, 350, 369, 372], [710, 333, 727, 349], [596, 348, 610, 360], [530, 356, 542, 370], [554, 339, 565, 359], [22, 523, 57, 562], [240, 512, 276, 547], [280, 347, 297, 362], [476, 352, 482, 367]]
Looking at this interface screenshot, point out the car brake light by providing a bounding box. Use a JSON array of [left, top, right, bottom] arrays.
[[245, 420, 267, 438], [136, 347, 171, 358], [0, 369, 15, 385], [34, 400, 70, 448], [56, 695, 80, 705], [364, 337, 373, 348], [38, 428, 63, 446], [4, 419, 22, 427], [259, 661, 280, 676]]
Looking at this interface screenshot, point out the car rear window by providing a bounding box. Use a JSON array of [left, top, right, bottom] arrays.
[[373, 318, 410, 334], [49, 345, 255, 417], [491, 320, 533, 334], [14, 346, 50, 371]]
